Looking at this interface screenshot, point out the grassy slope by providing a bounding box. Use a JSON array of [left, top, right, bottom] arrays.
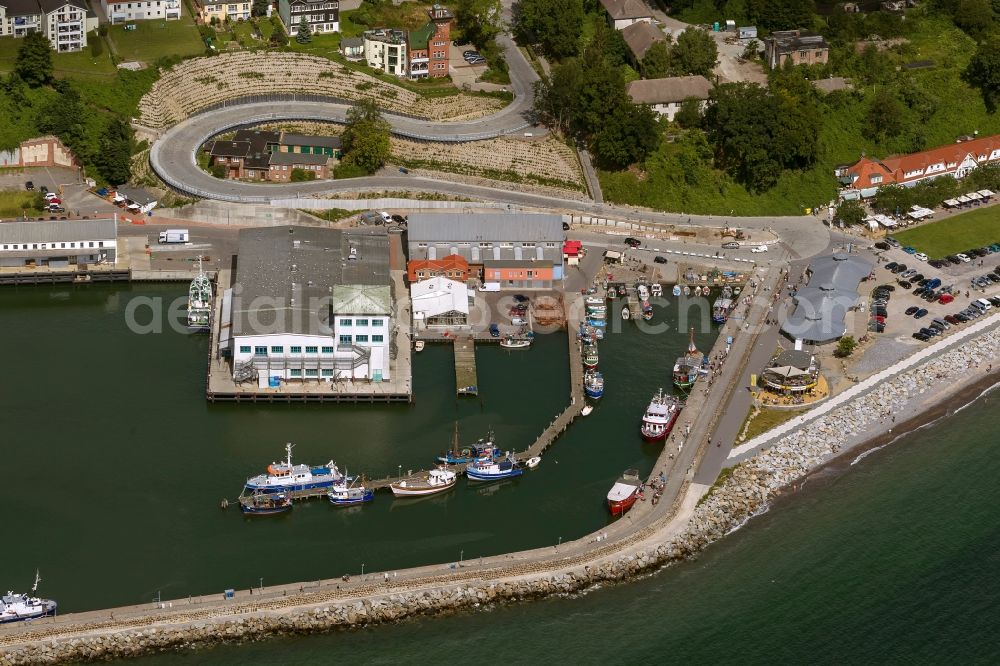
[[0, 190, 49, 217], [107, 16, 204, 63], [893, 207, 1000, 257]]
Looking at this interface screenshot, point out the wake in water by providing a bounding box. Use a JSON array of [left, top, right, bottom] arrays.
[[725, 504, 771, 536]]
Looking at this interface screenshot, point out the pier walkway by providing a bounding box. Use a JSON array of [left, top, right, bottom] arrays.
[[454, 337, 478, 396]]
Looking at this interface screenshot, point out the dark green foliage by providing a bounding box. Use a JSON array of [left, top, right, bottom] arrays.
[[746, 0, 815, 31], [965, 35, 1000, 112], [514, 0, 584, 59], [674, 97, 704, 129], [835, 199, 866, 226], [37, 85, 88, 159], [252, 0, 269, 17], [931, 0, 998, 39], [591, 98, 660, 169], [296, 17, 312, 44], [95, 118, 133, 186], [90, 33, 103, 58], [455, 0, 504, 47], [641, 40, 671, 79], [15, 31, 54, 88], [669, 28, 717, 77], [290, 168, 317, 182], [210, 163, 227, 179], [341, 99, 391, 174], [863, 90, 906, 142]]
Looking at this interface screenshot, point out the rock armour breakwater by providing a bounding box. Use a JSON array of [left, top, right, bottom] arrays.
[[4, 326, 1000, 665]]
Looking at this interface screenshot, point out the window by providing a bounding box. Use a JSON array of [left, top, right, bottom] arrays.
[[355, 335, 369, 343], [321, 346, 334, 353], [339, 334, 351, 344], [239, 346, 251, 353], [99, 242, 104, 248], [372, 335, 384, 343], [290, 369, 302, 378], [355, 319, 369, 326], [254, 346, 267, 355], [340, 318, 352, 326], [270, 345, 283, 354], [322, 369, 333, 377], [290, 346, 302, 353], [371, 319, 384, 327], [305, 346, 318, 353], [305, 369, 318, 377]]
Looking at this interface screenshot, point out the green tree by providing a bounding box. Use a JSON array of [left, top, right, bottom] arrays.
[[341, 99, 391, 174], [834, 335, 856, 358], [89, 32, 103, 58], [290, 168, 317, 182], [252, 0, 269, 17], [37, 86, 87, 159], [641, 40, 672, 79], [748, 0, 815, 31], [532, 61, 583, 135], [590, 98, 660, 169], [669, 28, 718, 76], [455, 0, 504, 47], [95, 117, 133, 185], [871, 184, 913, 215], [863, 90, 905, 142], [740, 39, 759, 61], [295, 17, 312, 44], [965, 35, 1000, 112], [674, 97, 704, 128], [14, 31, 53, 88], [514, 0, 584, 59], [210, 163, 227, 179], [835, 199, 866, 226]]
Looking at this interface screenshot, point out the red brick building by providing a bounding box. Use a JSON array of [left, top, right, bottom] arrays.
[[408, 5, 453, 79], [407, 254, 469, 282]]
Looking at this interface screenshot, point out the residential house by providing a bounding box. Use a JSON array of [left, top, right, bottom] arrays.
[[363, 28, 407, 76], [839, 134, 1000, 198], [100, 0, 180, 23], [407, 4, 451, 79], [621, 20, 665, 66], [267, 151, 330, 181], [278, 132, 342, 159], [0, 0, 43, 37], [763, 29, 828, 69], [0, 218, 117, 268], [341, 36, 363, 59], [209, 130, 338, 181], [201, 0, 251, 22], [411, 276, 470, 327], [626, 75, 712, 122], [406, 213, 565, 289], [599, 0, 653, 30], [39, 0, 87, 52], [406, 254, 470, 282], [279, 0, 338, 38], [229, 227, 393, 386]]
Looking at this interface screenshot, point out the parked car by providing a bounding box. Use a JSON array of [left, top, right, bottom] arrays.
[[750, 244, 769, 253], [390, 214, 407, 225], [928, 259, 946, 268], [915, 252, 928, 261], [877, 284, 896, 291], [902, 246, 917, 254], [905, 306, 920, 315], [957, 253, 972, 262], [910, 273, 924, 283], [914, 308, 929, 318], [921, 327, 940, 337], [989, 296, 1000, 308], [925, 278, 942, 290], [463, 50, 478, 57], [913, 332, 930, 341], [892, 263, 908, 273], [885, 261, 899, 271], [931, 317, 950, 330], [871, 315, 886, 325], [886, 237, 901, 247], [874, 241, 891, 250], [624, 237, 641, 248], [43, 192, 59, 201], [722, 241, 740, 249], [938, 293, 955, 304], [24, 181, 33, 190], [946, 255, 962, 264], [489, 323, 500, 337], [511, 317, 527, 325], [898, 280, 912, 289], [654, 256, 667, 264], [944, 315, 960, 325], [900, 269, 917, 279], [954, 312, 970, 323], [512, 294, 529, 303]]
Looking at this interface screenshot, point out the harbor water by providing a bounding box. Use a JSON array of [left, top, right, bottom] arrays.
[[133, 380, 1000, 665], [0, 284, 715, 612]]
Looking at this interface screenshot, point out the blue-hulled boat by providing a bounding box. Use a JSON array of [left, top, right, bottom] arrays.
[[437, 424, 499, 465], [585, 370, 604, 399], [466, 455, 524, 482], [587, 318, 607, 328], [328, 481, 374, 507], [672, 284, 682, 297], [239, 491, 293, 516], [245, 443, 346, 494]]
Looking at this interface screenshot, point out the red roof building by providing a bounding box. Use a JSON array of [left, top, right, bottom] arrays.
[[842, 135, 1000, 193], [407, 254, 470, 282]]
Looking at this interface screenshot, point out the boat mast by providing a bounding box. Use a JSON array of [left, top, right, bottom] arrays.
[[687, 327, 699, 356], [452, 421, 459, 456], [31, 570, 39, 594], [285, 442, 293, 466]]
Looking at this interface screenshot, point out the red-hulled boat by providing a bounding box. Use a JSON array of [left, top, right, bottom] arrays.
[[607, 469, 642, 516], [640, 388, 683, 442]]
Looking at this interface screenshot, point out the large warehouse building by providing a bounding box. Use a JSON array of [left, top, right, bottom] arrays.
[[0, 218, 117, 268]]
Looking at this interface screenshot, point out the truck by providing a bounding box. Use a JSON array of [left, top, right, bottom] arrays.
[[158, 229, 189, 244]]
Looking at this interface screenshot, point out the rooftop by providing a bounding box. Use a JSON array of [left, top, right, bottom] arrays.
[[115, 186, 156, 206], [268, 151, 329, 166], [365, 28, 406, 44], [281, 133, 342, 149], [232, 129, 280, 155], [210, 140, 250, 158], [767, 29, 828, 54], [3, 0, 42, 16], [407, 213, 564, 243], [232, 226, 390, 337], [621, 21, 666, 61], [0, 218, 117, 244], [599, 0, 653, 20], [781, 253, 873, 343], [331, 284, 391, 315], [408, 21, 436, 50], [38, 0, 87, 12], [627, 75, 712, 105]]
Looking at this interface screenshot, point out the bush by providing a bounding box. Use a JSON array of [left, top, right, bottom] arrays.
[[290, 168, 316, 182], [835, 336, 857, 358], [334, 162, 369, 179], [89, 33, 103, 58], [210, 163, 227, 179]]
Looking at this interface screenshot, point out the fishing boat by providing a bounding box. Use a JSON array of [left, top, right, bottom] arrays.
[[672, 284, 682, 297], [186, 258, 212, 333], [594, 327, 605, 340], [621, 305, 630, 320], [466, 454, 524, 482], [616, 285, 627, 297], [639, 388, 683, 442], [607, 469, 642, 516], [683, 285, 691, 296], [606, 288, 616, 300], [581, 405, 594, 416], [694, 286, 703, 297], [391, 467, 457, 497], [500, 335, 531, 349], [438, 424, 499, 465], [414, 340, 425, 352], [328, 480, 374, 507], [641, 302, 653, 321], [584, 369, 605, 399], [672, 328, 701, 391], [239, 491, 293, 515], [587, 318, 607, 329], [525, 456, 541, 469], [583, 345, 599, 369], [586, 308, 607, 320], [650, 283, 662, 297], [711, 296, 735, 324], [0, 572, 56, 624], [245, 443, 346, 493], [585, 295, 604, 306], [637, 283, 650, 301]]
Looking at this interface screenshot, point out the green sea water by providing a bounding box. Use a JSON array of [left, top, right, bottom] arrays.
[[0, 284, 715, 612]]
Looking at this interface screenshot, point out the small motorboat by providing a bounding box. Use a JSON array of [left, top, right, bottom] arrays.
[[584, 370, 604, 399], [500, 335, 531, 349], [693, 286, 703, 297], [581, 405, 594, 416], [414, 340, 425, 352], [606, 289, 616, 300], [594, 327, 605, 340], [616, 285, 627, 297], [328, 480, 374, 507], [525, 456, 541, 469], [672, 284, 682, 297], [585, 295, 604, 306], [637, 283, 650, 301], [583, 345, 599, 369], [607, 469, 642, 516], [650, 283, 662, 297], [391, 467, 458, 497], [621, 305, 630, 320], [240, 491, 293, 516], [683, 285, 691, 296]]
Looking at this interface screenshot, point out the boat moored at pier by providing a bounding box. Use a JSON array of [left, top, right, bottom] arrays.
[[328, 481, 375, 507], [245, 443, 346, 494], [673, 328, 702, 391], [0, 572, 56, 624], [186, 259, 212, 333], [585, 370, 605, 399], [607, 469, 642, 516], [437, 425, 499, 465], [500, 335, 532, 349], [390, 467, 458, 497], [640, 388, 683, 442], [466, 454, 524, 482], [239, 491, 293, 516], [583, 345, 599, 369]]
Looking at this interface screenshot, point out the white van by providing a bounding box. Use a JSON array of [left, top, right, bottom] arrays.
[[974, 298, 992, 311]]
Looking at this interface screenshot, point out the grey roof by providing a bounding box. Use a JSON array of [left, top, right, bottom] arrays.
[[268, 151, 329, 166], [1, 0, 42, 16], [116, 186, 155, 205], [232, 129, 280, 154], [627, 75, 712, 105], [341, 37, 364, 48], [621, 21, 666, 60], [599, 0, 653, 20], [330, 285, 391, 315], [281, 133, 342, 149], [772, 349, 814, 371], [767, 30, 828, 55], [0, 218, 117, 244], [781, 253, 873, 343], [38, 0, 86, 11], [407, 213, 564, 243], [210, 140, 250, 158], [233, 226, 390, 336]]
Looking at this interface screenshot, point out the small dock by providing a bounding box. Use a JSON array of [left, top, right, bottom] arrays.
[[454, 336, 478, 396]]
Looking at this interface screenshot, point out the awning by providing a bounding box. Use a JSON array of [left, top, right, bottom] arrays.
[[943, 198, 960, 207], [978, 189, 995, 197]]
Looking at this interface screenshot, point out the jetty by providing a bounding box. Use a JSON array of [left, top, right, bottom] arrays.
[[454, 336, 478, 396]]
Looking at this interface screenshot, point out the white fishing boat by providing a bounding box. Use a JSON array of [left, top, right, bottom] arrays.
[[650, 283, 662, 297], [585, 296, 604, 306], [683, 285, 691, 296], [637, 284, 650, 301], [525, 456, 541, 469], [186, 258, 212, 333], [390, 467, 457, 497], [414, 340, 425, 352], [694, 286, 703, 297], [1, 572, 56, 624], [621, 305, 630, 320], [581, 405, 594, 416], [500, 335, 531, 349]]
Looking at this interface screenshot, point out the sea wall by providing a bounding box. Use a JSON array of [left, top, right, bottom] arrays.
[[5, 326, 1000, 665]]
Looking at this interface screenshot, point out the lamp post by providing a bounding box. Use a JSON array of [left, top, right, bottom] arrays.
[[259, 578, 263, 593], [361, 563, 365, 577]]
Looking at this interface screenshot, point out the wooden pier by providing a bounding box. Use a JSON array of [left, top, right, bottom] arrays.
[[454, 336, 478, 396]]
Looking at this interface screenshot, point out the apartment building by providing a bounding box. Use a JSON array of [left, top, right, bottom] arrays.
[[100, 0, 181, 23], [279, 0, 338, 38]]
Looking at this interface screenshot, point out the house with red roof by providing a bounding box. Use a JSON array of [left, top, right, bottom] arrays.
[[840, 134, 1000, 197], [407, 254, 470, 283]]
